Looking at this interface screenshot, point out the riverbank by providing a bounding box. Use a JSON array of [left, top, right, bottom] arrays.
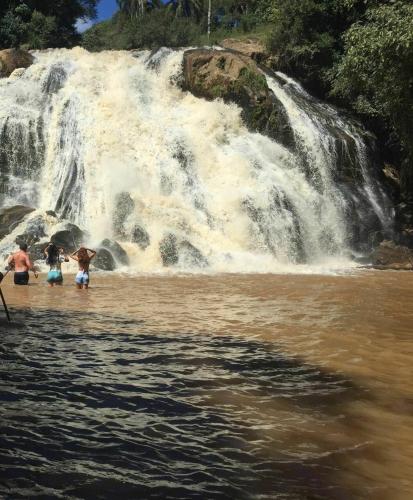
[[1, 272, 412, 498]]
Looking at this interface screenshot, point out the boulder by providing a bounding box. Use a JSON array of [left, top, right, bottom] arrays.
[[159, 233, 178, 266], [50, 223, 85, 253], [182, 49, 294, 149], [159, 234, 208, 268], [100, 239, 129, 266], [220, 38, 268, 64], [179, 240, 208, 268], [113, 192, 135, 238], [29, 242, 48, 262], [0, 49, 34, 78], [15, 215, 46, 247], [131, 224, 150, 250], [94, 248, 116, 271], [0, 205, 35, 240], [371, 240, 413, 270]]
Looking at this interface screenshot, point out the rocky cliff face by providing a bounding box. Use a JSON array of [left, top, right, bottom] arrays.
[[0, 49, 34, 78], [182, 48, 294, 150]]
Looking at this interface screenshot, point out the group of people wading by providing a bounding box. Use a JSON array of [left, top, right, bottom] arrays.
[[6, 242, 96, 289]]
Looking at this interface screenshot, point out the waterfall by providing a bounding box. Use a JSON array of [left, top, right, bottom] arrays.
[[0, 48, 393, 273]]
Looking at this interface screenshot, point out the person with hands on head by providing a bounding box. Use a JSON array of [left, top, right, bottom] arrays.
[[70, 247, 96, 289], [7, 242, 38, 285], [44, 243, 69, 287]]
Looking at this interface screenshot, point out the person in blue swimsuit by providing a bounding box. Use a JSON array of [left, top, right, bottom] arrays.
[[44, 243, 69, 287], [70, 247, 96, 289]]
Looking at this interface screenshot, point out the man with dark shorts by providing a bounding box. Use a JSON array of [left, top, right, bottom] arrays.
[[7, 243, 38, 285]]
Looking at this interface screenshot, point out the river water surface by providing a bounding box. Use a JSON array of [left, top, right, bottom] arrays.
[[0, 271, 412, 499]]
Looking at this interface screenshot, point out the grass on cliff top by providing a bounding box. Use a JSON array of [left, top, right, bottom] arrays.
[[197, 24, 274, 47]]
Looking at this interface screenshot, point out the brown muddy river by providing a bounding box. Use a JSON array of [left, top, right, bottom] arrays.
[[0, 271, 412, 499]]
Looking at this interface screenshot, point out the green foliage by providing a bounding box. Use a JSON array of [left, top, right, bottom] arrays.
[[267, 0, 356, 96], [83, 10, 203, 51], [237, 67, 267, 93], [331, 2, 413, 156], [0, 0, 98, 49]]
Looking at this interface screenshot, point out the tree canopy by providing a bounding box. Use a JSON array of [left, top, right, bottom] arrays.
[[0, 0, 98, 49]]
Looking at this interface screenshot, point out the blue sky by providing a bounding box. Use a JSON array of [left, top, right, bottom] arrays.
[[97, 0, 119, 22], [77, 0, 119, 32]]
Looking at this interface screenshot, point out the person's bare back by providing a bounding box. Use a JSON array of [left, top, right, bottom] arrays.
[[9, 250, 32, 272]]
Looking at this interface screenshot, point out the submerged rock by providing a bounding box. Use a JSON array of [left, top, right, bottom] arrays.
[[159, 234, 208, 268], [0, 205, 35, 239], [100, 239, 129, 266], [371, 240, 413, 270], [131, 225, 150, 250], [113, 192, 135, 239], [159, 234, 178, 267], [179, 240, 208, 268], [182, 49, 294, 150], [0, 49, 34, 78], [94, 248, 116, 271]]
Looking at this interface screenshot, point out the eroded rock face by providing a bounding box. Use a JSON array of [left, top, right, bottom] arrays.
[[0, 49, 34, 78], [132, 225, 150, 250], [94, 248, 116, 271], [220, 38, 268, 64], [100, 239, 129, 266], [0, 205, 35, 239], [159, 233, 208, 268], [182, 49, 294, 149], [371, 240, 413, 270]]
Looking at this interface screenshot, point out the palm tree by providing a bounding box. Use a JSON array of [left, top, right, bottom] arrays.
[[117, 0, 160, 18], [165, 0, 203, 20]]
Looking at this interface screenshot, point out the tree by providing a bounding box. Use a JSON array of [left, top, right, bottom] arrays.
[[332, 1, 413, 198], [0, 0, 98, 49], [116, 0, 161, 18]]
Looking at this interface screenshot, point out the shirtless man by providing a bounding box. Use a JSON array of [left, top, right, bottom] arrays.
[[8, 243, 38, 285]]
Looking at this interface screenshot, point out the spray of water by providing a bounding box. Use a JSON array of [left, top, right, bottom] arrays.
[[0, 48, 393, 273]]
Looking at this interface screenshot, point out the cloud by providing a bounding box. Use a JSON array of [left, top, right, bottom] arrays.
[[76, 18, 94, 33]]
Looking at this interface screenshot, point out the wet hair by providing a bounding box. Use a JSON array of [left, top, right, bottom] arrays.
[[19, 243, 28, 251], [77, 247, 90, 266], [46, 243, 59, 266]]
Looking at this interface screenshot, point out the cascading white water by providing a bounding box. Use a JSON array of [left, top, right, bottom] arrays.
[[0, 48, 393, 273]]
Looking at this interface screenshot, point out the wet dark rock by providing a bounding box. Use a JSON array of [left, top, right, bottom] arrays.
[[179, 241, 208, 268], [15, 215, 46, 247], [45, 210, 58, 218], [182, 49, 294, 150], [42, 63, 67, 95], [51, 224, 85, 253], [100, 239, 129, 266], [0, 205, 35, 240], [132, 225, 150, 250], [159, 233, 178, 266], [371, 240, 413, 270], [0, 49, 34, 78], [29, 242, 48, 262], [94, 248, 116, 271], [159, 234, 208, 268], [113, 192, 135, 238]]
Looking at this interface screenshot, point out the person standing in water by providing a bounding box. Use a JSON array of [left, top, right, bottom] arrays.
[[44, 243, 69, 287], [70, 247, 96, 289], [7, 243, 38, 285]]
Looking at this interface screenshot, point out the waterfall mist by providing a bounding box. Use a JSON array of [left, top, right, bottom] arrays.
[[0, 48, 394, 273]]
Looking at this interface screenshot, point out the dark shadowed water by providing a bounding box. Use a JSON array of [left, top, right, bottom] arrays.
[[0, 272, 412, 499]]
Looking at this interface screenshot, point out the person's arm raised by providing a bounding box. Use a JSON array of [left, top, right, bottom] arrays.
[[87, 249, 97, 260]]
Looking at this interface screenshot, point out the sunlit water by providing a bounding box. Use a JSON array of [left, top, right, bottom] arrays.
[[0, 272, 412, 499]]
